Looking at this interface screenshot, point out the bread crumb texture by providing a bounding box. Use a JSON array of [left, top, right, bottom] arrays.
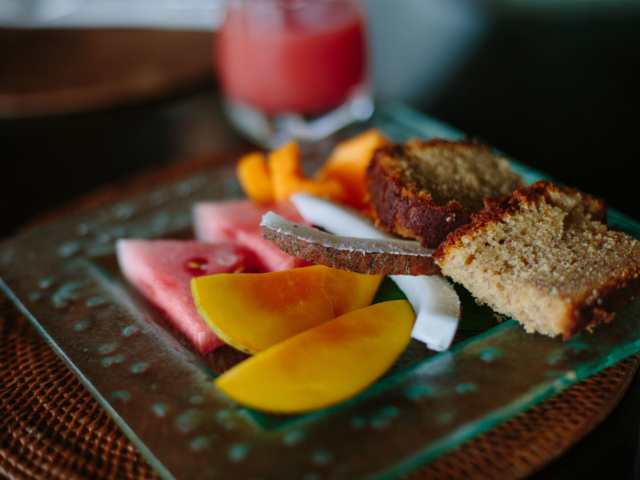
[[435, 180, 640, 339], [367, 139, 525, 248]]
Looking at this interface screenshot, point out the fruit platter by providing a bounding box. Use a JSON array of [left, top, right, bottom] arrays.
[[2, 104, 640, 480]]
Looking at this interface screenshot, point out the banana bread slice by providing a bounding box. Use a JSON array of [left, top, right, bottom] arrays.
[[434, 180, 640, 339], [366, 139, 526, 248]]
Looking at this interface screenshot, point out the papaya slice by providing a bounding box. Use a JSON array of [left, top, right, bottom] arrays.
[[236, 151, 274, 203], [215, 300, 415, 413], [317, 128, 388, 209], [269, 142, 345, 202], [235, 132, 386, 207], [191, 265, 382, 354]]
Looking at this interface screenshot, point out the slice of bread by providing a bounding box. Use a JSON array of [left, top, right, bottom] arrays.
[[366, 139, 526, 248], [434, 180, 640, 339]]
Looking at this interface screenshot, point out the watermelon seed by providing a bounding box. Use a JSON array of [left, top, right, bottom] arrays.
[[186, 257, 209, 276]]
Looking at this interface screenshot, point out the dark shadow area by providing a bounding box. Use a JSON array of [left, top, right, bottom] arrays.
[[1, 106, 171, 237], [530, 368, 640, 480], [0, 84, 223, 239]]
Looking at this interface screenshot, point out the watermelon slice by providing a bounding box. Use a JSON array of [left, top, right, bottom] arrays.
[[116, 239, 259, 355], [193, 199, 312, 272]]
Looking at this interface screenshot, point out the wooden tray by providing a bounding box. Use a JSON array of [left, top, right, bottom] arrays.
[[0, 28, 214, 118]]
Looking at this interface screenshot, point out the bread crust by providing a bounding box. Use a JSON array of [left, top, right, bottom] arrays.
[[434, 180, 607, 261], [566, 266, 640, 338], [366, 139, 524, 248]]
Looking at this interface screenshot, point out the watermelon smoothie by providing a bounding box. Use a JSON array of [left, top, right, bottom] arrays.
[[216, 0, 373, 146]]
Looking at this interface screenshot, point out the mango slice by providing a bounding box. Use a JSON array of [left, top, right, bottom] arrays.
[[269, 142, 346, 202], [215, 300, 415, 413], [192, 265, 382, 354], [236, 152, 274, 203], [317, 129, 388, 209]]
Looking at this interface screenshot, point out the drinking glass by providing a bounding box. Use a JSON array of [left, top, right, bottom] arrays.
[[215, 0, 373, 148]]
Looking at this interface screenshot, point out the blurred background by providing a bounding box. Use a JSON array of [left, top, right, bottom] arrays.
[[1, 0, 639, 238], [1, 0, 640, 478]]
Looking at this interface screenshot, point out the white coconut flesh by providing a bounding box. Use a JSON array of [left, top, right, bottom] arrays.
[[260, 212, 434, 257], [290, 194, 461, 351]]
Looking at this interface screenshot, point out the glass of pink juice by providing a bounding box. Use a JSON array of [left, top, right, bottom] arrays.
[[216, 0, 373, 147]]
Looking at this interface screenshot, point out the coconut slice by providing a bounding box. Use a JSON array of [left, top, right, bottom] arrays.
[[260, 212, 438, 276], [291, 194, 461, 351]]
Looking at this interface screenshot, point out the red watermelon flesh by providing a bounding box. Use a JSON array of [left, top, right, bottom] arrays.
[[116, 239, 259, 355], [193, 199, 313, 272]]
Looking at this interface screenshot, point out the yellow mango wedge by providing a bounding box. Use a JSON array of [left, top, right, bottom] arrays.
[[192, 265, 383, 354], [215, 300, 415, 413]]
